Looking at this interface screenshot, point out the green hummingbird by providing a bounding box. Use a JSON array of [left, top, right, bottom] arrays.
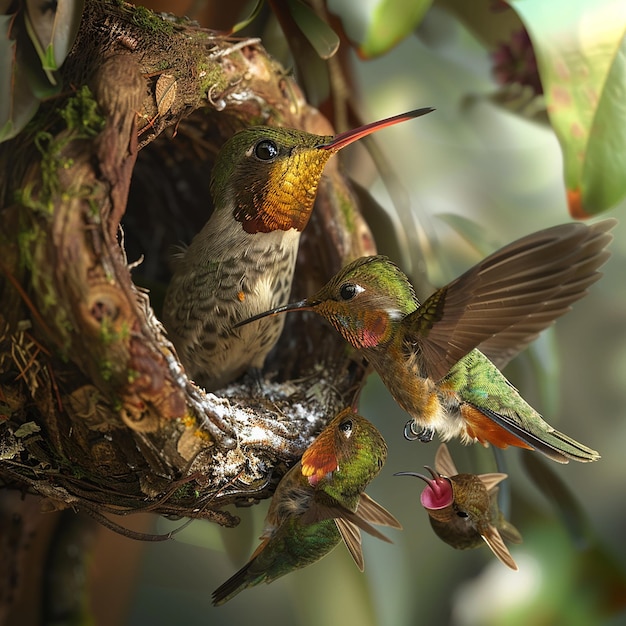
[[396, 443, 522, 570], [236, 219, 615, 462], [212, 408, 401, 605], [162, 108, 434, 390]]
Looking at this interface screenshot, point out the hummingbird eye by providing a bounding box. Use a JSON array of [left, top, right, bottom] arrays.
[[339, 419, 353, 437], [456, 510, 469, 518], [254, 139, 279, 161], [339, 283, 362, 301]]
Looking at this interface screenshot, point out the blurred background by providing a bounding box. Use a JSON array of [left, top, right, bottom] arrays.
[[11, 1, 626, 625], [122, 2, 626, 624]]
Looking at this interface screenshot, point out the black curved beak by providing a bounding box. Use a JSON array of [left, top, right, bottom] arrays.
[[234, 299, 317, 328]]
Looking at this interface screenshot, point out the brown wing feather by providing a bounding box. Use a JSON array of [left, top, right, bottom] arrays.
[[434, 443, 459, 477], [477, 472, 508, 492], [356, 492, 402, 529], [406, 220, 615, 380], [335, 518, 364, 571], [480, 525, 519, 570], [300, 498, 395, 543]]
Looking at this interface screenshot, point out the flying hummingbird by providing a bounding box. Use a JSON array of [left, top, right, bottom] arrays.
[[162, 108, 434, 390], [396, 443, 522, 570], [212, 408, 401, 605], [236, 219, 615, 462]]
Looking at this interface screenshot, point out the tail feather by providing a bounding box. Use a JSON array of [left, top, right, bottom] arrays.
[[212, 560, 260, 606], [466, 403, 600, 464]]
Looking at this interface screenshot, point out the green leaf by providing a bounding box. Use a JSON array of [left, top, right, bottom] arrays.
[[287, 0, 339, 59], [25, 0, 84, 73], [436, 212, 503, 257], [521, 452, 592, 548], [358, 0, 432, 59], [509, 0, 626, 217], [0, 15, 41, 142], [230, 0, 265, 34]]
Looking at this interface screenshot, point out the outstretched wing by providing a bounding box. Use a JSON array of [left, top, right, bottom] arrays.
[[404, 220, 615, 380]]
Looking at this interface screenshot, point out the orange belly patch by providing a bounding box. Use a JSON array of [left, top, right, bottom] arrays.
[[461, 404, 534, 450]]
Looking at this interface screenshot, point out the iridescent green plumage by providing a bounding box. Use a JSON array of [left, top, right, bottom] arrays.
[[238, 220, 615, 462], [212, 409, 401, 605]]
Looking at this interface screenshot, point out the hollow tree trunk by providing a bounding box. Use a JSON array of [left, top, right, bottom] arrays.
[[0, 0, 375, 610]]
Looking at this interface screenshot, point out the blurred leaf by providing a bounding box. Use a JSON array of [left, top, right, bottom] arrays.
[[1, 2, 81, 143], [286, 0, 339, 59], [352, 180, 411, 271], [521, 451, 592, 549], [509, 0, 626, 217], [230, 0, 265, 34], [25, 0, 84, 74], [358, 0, 432, 59], [0, 14, 41, 142], [522, 329, 560, 415], [436, 212, 502, 256]]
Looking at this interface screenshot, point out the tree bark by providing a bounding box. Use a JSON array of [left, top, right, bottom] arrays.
[[0, 0, 374, 542]]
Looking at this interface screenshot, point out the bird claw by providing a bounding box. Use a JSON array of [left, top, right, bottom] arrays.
[[403, 420, 434, 443], [244, 367, 267, 397]]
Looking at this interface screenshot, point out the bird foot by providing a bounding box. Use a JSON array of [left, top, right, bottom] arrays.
[[243, 367, 267, 396], [403, 420, 434, 443]]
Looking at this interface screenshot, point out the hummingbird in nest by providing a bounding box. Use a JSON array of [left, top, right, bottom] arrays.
[[396, 443, 522, 570], [212, 408, 401, 605], [236, 219, 616, 463], [162, 108, 434, 390]]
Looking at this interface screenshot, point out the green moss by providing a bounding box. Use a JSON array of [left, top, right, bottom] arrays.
[[14, 87, 105, 216], [57, 86, 106, 138], [100, 359, 114, 382], [99, 318, 130, 346], [172, 482, 200, 501], [197, 61, 228, 99], [131, 6, 175, 35], [16, 225, 43, 272], [154, 59, 170, 72]]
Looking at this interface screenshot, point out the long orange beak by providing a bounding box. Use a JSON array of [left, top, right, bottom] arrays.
[[318, 107, 435, 151], [234, 299, 316, 328]]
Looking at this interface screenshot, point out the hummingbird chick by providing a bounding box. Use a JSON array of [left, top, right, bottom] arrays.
[[163, 109, 434, 390], [396, 443, 522, 570], [212, 408, 401, 605], [237, 219, 615, 462]]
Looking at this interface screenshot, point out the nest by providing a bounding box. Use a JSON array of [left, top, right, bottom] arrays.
[[0, 0, 375, 529]]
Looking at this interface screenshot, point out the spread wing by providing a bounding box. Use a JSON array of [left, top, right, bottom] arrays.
[[404, 220, 615, 380]]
